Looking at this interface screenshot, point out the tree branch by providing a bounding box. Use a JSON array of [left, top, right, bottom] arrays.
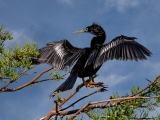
[[60, 86, 107, 111], [44, 75, 99, 120], [69, 102, 91, 119], [44, 83, 84, 120], [0, 66, 37, 91], [0, 67, 53, 92], [129, 75, 160, 97]]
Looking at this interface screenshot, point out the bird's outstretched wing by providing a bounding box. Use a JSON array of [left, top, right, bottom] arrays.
[[37, 39, 85, 70], [94, 35, 152, 69]]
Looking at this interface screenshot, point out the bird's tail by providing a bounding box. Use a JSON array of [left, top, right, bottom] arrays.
[[49, 74, 78, 98]]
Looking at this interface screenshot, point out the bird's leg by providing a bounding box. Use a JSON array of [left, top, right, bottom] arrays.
[[88, 76, 101, 85], [88, 76, 95, 85], [82, 76, 104, 88], [82, 78, 90, 87]]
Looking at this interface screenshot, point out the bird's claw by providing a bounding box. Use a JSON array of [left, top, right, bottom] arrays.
[[93, 82, 105, 87], [99, 86, 108, 92], [82, 77, 105, 88]]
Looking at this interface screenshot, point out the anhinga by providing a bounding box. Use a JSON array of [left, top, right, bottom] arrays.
[[35, 23, 152, 98]]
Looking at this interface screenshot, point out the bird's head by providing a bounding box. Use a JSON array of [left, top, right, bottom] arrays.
[[73, 23, 105, 37]]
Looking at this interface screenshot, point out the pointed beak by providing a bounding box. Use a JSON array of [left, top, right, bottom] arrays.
[[72, 29, 85, 34]]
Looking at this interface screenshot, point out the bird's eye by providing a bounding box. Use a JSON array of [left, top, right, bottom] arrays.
[[84, 28, 88, 32]]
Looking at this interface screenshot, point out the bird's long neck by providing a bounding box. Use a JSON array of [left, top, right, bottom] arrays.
[[90, 33, 106, 48]]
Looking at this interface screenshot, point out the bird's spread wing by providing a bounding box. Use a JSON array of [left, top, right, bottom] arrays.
[[37, 39, 85, 70], [94, 35, 152, 69]]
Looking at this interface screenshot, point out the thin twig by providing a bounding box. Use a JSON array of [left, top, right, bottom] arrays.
[[0, 80, 14, 92], [31, 77, 60, 84], [90, 96, 160, 104], [59, 83, 84, 108], [129, 75, 160, 97], [54, 101, 58, 120], [60, 86, 107, 111], [18, 65, 37, 78], [69, 102, 91, 119]]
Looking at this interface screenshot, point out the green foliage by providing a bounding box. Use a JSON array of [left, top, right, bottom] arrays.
[[0, 42, 39, 80], [55, 92, 65, 103], [87, 77, 160, 120], [131, 86, 140, 94], [53, 72, 63, 80], [0, 25, 13, 53], [89, 109, 103, 120], [50, 71, 63, 80]]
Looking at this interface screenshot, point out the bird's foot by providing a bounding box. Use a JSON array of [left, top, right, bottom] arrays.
[[82, 77, 104, 88], [83, 79, 95, 88]]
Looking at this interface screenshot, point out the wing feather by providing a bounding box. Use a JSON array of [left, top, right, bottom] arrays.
[[125, 44, 130, 60], [37, 40, 85, 70], [94, 35, 152, 69]]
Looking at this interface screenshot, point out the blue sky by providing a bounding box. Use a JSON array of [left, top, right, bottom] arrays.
[[0, 0, 160, 119]]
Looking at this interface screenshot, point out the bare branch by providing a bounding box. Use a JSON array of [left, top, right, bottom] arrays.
[[44, 83, 84, 120], [54, 101, 59, 120], [89, 96, 160, 104], [60, 86, 107, 111], [40, 95, 160, 119], [0, 67, 53, 92], [69, 102, 91, 119], [44, 75, 99, 120]]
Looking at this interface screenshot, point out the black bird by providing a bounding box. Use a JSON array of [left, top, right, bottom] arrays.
[[35, 23, 152, 98]]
